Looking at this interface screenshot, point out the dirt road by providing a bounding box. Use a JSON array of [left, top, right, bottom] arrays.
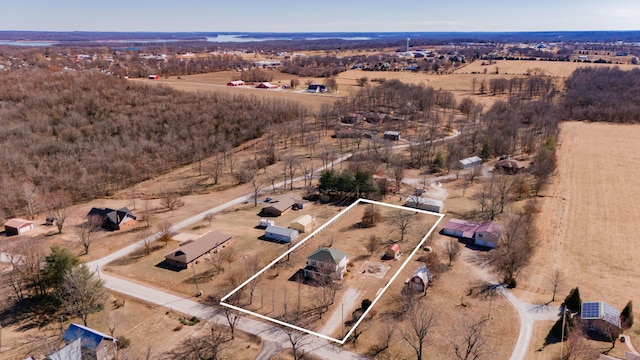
[[317, 288, 362, 339]]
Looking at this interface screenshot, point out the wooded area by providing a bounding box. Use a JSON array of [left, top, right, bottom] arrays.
[[0, 69, 305, 218], [563, 67, 640, 122]]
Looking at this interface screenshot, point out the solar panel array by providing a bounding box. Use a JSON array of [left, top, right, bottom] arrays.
[[581, 302, 602, 319], [603, 303, 622, 327]]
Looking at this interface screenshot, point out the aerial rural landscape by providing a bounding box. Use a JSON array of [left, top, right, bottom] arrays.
[[1, 2, 640, 360]]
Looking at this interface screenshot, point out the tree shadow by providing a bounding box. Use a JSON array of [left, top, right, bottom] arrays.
[[0, 295, 59, 331], [467, 280, 502, 300]]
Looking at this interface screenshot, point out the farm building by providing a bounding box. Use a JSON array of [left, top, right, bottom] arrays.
[[63, 323, 117, 360], [147, 74, 159, 79], [304, 247, 349, 281], [442, 218, 502, 248], [405, 196, 444, 213], [264, 225, 299, 243], [340, 113, 363, 124], [255, 82, 278, 89], [474, 221, 502, 248], [383, 243, 400, 260], [458, 156, 483, 169], [87, 207, 136, 231], [4, 218, 35, 236], [405, 266, 431, 293], [383, 131, 401, 141], [226, 80, 245, 86], [442, 219, 478, 239], [307, 84, 327, 93], [289, 215, 316, 233], [164, 231, 232, 269], [333, 127, 362, 139], [262, 196, 296, 216], [581, 301, 621, 338], [496, 159, 526, 174]]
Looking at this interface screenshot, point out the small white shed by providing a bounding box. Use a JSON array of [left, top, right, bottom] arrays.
[[405, 196, 444, 213]]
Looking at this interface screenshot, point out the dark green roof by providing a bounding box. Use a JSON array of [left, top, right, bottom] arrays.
[[307, 247, 348, 265]]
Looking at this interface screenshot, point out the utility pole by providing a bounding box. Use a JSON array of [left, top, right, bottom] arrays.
[[560, 307, 568, 360], [192, 264, 201, 296]]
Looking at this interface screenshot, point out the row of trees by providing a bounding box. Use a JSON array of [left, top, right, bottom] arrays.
[[318, 168, 379, 199]]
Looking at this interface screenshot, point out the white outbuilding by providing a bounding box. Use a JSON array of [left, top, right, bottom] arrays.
[[404, 196, 444, 213]]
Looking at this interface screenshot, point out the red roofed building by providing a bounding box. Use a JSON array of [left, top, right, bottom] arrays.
[[474, 222, 502, 248], [383, 243, 400, 260], [442, 219, 478, 239], [255, 82, 278, 89]]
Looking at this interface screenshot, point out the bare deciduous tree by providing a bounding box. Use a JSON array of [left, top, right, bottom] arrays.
[[450, 316, 488, 360], [444, 239, 462, 266], [401, 304, 436, 360], [361, 204, 382, 228], [56, 264, 107, 326], [163, 326, 229, 360], [279, 324, 311, 360], [389, 211, 415, 242], [548, 269, 565, 302], [157, 221, 173, 247], [45, 190, 72, 234], [365, 234, 381, 257], [208, 154, 224, 186], [484, 210, 536, 284], [203, 213, 215, 227], [22, 182, 39, 220], [367, 319, 396, 358], [161, 193, 184, 212], [75, 220, 101, 255], [467, 164, 483, 184]]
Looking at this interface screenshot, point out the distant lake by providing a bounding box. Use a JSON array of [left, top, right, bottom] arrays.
[[206, 34, 372, 42], [0, 40, 58, 46]]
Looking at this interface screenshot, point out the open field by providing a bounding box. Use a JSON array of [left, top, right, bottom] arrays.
[[456, 59, 639, 77], [519, 122, 640, 356]]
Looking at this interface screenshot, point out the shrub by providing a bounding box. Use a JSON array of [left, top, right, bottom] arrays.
[[361, 299, 372, 312], [116, 336, 131, 349]]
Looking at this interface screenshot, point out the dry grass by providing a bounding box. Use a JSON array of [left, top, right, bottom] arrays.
[[0, 293, 259, 360], [519, 122, 640, 357]]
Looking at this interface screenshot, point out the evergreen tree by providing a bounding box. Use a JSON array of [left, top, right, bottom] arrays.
[[43, 245, 80, 289], [564, 287, 582, 313], [480, 141, 492, 160], [621, 300, 634, 330]]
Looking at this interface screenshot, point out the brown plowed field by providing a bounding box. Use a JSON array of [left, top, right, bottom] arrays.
[[521, 121, 640, 310]]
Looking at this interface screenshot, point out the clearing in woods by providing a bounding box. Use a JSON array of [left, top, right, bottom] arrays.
[[521, 122, 640, 310], [220, 198, 444, 344]]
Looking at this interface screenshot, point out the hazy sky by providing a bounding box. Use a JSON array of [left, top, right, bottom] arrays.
[[1, 0, 638, 32]]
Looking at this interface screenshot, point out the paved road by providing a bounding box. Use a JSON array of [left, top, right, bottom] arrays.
[[100, 272, 365, 360], [83, 130, 462, 359]]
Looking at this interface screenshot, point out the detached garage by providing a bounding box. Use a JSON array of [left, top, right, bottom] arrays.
[[4, 218, 35, 236], [289, 215, 316, 233], [264, 225, 299, 243]]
